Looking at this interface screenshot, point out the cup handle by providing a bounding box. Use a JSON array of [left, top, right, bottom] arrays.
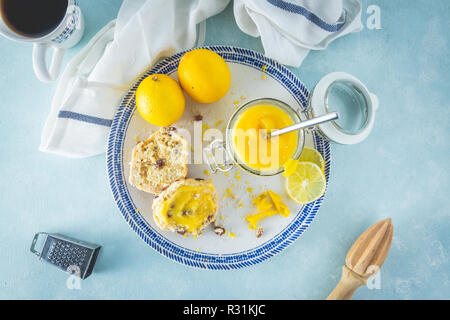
[[32, 43, 66, 82], [370, 93, 379, 111]]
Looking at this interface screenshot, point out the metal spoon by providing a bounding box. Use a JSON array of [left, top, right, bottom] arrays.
[[267, 112, 340, 138]]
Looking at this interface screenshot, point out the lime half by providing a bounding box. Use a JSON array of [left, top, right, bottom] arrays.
[[286, 162, 326, 204]]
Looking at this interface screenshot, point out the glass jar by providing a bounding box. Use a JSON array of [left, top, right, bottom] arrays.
[[227, 98, 305, 176], [204, 72, 379, 175], [204, 98, 305, 176]]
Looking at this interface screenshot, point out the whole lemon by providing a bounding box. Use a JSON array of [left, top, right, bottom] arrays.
[[136, 74, 185, 126], [178, 48, 231, 103]]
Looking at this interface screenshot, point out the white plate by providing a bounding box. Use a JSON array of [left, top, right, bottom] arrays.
[[107, 46, 331, 269]]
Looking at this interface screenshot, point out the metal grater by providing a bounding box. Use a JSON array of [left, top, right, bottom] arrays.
[[30, 232, 101, 279]]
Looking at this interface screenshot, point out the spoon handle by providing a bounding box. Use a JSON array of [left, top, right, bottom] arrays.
[[269, 112, 339, 138]]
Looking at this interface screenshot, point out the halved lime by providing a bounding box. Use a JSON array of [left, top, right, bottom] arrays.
[[286, 162, 326, 204]]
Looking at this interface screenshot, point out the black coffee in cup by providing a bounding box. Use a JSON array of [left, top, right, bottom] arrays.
[[0, 0, 68, 38]]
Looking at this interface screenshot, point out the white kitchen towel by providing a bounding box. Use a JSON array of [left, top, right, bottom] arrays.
[[40, 0, 230, 158], [234, 0, 363, 67], [40, 0, 361, 158]]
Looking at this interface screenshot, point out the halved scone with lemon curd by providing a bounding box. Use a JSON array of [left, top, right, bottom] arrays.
[[152, 178, 218, 236], [129, 127, 188, 194]]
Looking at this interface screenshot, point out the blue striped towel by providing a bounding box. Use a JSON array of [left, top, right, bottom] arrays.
[[234, 0, 363, 67]]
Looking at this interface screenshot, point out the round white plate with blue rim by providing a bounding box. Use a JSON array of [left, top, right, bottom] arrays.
[[107, 46, 331, 270]]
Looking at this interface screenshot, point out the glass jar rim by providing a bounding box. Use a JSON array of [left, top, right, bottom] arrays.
[[324, 79, 370, 136], [308, 72, 378, 145]]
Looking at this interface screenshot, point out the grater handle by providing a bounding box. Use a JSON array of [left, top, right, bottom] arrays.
[[30, 232, 48, 257]]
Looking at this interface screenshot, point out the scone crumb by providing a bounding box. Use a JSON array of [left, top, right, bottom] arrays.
[[165, 126, 177, 132], [193, 114, 203, 121], [256, 227, 263, 238], [214, 226, 226, 236]]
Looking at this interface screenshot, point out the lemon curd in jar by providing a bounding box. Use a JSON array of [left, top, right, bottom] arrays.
[[231, 103, 299, 173]]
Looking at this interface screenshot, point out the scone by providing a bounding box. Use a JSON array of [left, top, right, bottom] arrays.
[[129, 127, 188, 194], [152, 178, 218, 236]]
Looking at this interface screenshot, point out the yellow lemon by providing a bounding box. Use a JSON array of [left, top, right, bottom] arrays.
[[178, 48, 231, 103], [136, 74, 185, 126], [286, 162, 326, 205]]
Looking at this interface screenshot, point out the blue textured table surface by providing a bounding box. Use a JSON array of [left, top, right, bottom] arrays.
[[0, 0, 449, 300]]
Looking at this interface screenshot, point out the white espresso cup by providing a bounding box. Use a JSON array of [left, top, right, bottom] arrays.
[[0, 0, 84, 82]]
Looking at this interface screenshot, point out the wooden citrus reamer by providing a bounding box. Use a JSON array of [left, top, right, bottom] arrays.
[[327, 218, 393, 300]]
